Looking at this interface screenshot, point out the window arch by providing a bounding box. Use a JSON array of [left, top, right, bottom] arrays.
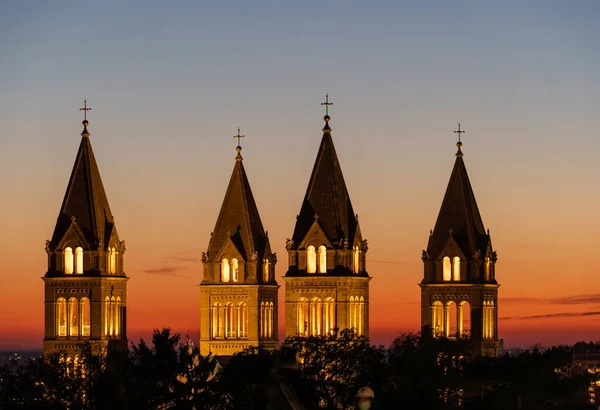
[[107, 248, 117, 274], [485, 257, 491, 281], [324, 297, 335, 335], [442, 257, 451, 281], [225, 303, 235, 338], [297, 298, 308, 336], [231, 259, 239, 282], [80, 298, 90, 337], [268, 302, 274, 338], [109, 296, 116, 336], [349, 296, 356, 332], [318, 246, 327, 273], [57, 298, 67, 336], [311, 297, 323, 336], [358, 296, 365, 336], [353, 246, 360, 273], [237, 302, 247, 338], [68, 297, 79, 337], [64, 247, 74, 274], [75, 247, 83, 274], [431, 301, 444, 337], [306, 246, 316, 273], [212, 303, 223, 338], [452, 257, 460, 281], [221, 258, 230, 282], [115, 297, 121, 337], [104, 296, 110, 336], [263, 259, 270, 282], [260, 301, 266, 338], [459, 301, 471, 338]]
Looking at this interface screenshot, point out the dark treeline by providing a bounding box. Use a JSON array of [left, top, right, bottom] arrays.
[[0, 329, 594, 410]]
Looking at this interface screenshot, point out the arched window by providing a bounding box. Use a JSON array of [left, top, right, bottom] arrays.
[[212, 303, 223, 339], [57, 298, 67, 336], [263, 259, 270, 282], [445, 301, 457, 338], [110, 296, 116, 336], [268, 302, 274, 338], [358, 296, 365, 336], [297, 298, 308, 336], [353, 246, 360, 273], [225, 303, 235, 338], [104, 296, 110, 336], [221, 258, 230, 282], [483, 301, 496, 340], [64, 247, 74, 274], [110, 248, 117, 274], [306, 246, 316, 273], [318, 246, 327, 273], [452, 257, 460, 281], [485, 257, 491, 281], [431, 301, 444, 337], [68, 297, 79, 337], [311, 297, 322, 336], [459, 301, 471, 338], [442, 257, 451, 281], [231, 259, 239, 282], [115, 297, 121, 337], [80, 298, 90, 337], [324, 297, 335, 335], [260, 301, 265, 338], [237, 302, 248, 338], [75, 247, 83, 274], [349, 296, 356, 333]]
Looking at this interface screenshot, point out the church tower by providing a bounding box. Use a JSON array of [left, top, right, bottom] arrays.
[[420, 125, 499, 357], [284, 98, 371, 339], [43, 105, 128, 357], [199, 130, 279, 356]]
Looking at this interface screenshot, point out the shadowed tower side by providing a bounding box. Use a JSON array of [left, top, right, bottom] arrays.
[[284, 96, 371, 340], [420, 124, 499, 357], [43, 103, 128, 357], [199, 130, 279, 356]]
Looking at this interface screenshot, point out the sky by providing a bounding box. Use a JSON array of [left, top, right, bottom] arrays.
[[1, 0, 599, 350]]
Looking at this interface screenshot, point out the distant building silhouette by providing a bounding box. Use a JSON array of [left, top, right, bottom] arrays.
[[199, 132, 279, 356], [420, 125, 499, 357], [284, 107, 371, 339], [43, 114, 128, 357]]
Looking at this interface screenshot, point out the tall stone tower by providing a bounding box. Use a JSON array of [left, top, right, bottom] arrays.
[[199, 131, 279, 356], [284, 101, 370, 340], [43, 109, 128, 357], [420, 125, 499, 357]]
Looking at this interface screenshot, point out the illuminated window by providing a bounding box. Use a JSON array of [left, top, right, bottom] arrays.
[[221, 258, 230, 282], [306, 246, 316, 273], [311, 297, 323, 336], [110, 248, 117, 274], [324, 297, 335, 335], [431, 301, 444, 337], [297, 298, 308, 336], [68, 297, 79, 337], [353, 246, 360, 273], [318, 246, 327, 273], [358, 296, 365, 336], [442, 257, 451, 281], [57, 298, 67, 336], [263, 259, 270, 282], [75, 247, 83, 274], [231, 258, 239, 282], [485, 257, 491, 281], [446, 301, 457, 338], [349, 296, 356, 332], [452, 257, 460, 281], [110, 296, 116, 336], [212, 303, 223, 338], [458, 301, 471, 338], [483, 301, 496, 340], [268, 302, 274, 338], [115, 297, 121, 337], [260, 301, 265, 338], [64, 247, 74, 274], [80, 298, 90, 337], [237, 302, 247, 338], [225, 303, 235, 338], [104, 296, 110, 336]]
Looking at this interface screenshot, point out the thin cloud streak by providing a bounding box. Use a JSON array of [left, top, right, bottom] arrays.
[[143, 267, 190, 277], [501, 311, 600, 321], [503, 294, 600, 305]]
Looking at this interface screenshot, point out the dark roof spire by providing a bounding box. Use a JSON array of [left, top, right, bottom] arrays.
[[291, 102, 358, 246], [49, 106, 117, 250], [427, 125, 490, 258], [207, 132, 268, 260]]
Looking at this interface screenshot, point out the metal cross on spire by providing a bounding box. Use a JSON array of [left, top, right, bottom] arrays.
[[79, 99, 91, 121], [234, 127, 244, 147], [454, 122, 465, 143], [321, 93, 333, 116]]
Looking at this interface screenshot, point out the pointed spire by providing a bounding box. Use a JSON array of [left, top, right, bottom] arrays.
[[427, 125, 488, 258], [49, 110, 116, 250], [292, 103, 358, 246], [207, 132, 268, 260]]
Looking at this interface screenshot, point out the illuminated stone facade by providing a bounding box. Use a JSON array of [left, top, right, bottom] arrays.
[[284, 115, 370, 339], [43, 120, 128, 357], [199, 145, 279, 356], [420, 138, 499, 357]]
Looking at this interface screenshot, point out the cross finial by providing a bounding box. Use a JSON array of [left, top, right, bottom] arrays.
[[454, 122, 465, 144], [234, 127, 244, 158], [79, 99, 91, 121], [321, 93, 333, 117]]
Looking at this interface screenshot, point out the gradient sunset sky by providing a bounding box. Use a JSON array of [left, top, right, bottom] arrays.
[[1, 1, 599, 350]]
